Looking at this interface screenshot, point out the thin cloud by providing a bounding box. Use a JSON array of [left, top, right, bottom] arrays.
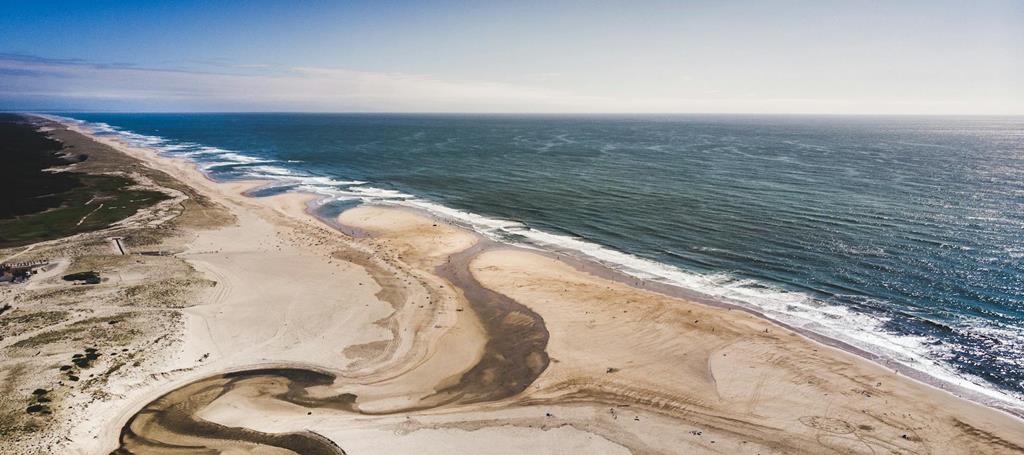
[[1, 54, 1018, 114], [0, 54, 606, 112]]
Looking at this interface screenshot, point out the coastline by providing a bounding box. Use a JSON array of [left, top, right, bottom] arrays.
[[518, 243, 1024, 418], [48, 114, 1024, 414], [320, 202, 1024, 418], [5, 115, 1022, 454], [285, 159, 1024, 418], [75, 117, 1024, 442], [48, 114, 1024, 413]]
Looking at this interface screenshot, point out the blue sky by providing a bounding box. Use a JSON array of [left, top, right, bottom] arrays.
[[1, 0, 1021, 113]]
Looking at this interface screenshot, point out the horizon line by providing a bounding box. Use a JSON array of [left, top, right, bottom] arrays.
[[11, 110, 1024, 117]]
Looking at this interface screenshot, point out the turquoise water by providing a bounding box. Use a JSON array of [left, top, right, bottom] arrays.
[[59, 113, 1024, 408]]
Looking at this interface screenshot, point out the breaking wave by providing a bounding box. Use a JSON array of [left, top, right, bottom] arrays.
[[49, 114, 1024, 412]]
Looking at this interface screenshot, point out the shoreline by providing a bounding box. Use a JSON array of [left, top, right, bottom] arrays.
[[48, 114, 1024, 414], [62, 114, 1024, 418], [23, 114, 1024, 453], [305, 187, 1024, 419]]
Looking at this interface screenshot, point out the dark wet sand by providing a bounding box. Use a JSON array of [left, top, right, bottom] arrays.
[[337, 201, 1024, 419], [114, 369, 349, 455], [23, 117, 1021, 454], [110, 230, 550, 454]]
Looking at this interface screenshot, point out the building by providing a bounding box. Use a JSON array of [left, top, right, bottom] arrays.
[[0, 260, 49, 283]]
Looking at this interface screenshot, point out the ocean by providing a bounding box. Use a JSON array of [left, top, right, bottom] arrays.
[[55, 113, 1024, 409]]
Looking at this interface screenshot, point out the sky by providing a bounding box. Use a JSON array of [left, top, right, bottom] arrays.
[[0, 0, 1021, 114]]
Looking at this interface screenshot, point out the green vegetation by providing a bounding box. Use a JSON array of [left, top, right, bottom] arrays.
[[0, 114, 170, 247], [0, 174, 168, 247], [0, 310, 69, 334], [9, 316, 140, 350], [62, 271, 101, 284], [25, 390, 51, 415], [71, 348, 101, 368], [0, 114, 79, 218]]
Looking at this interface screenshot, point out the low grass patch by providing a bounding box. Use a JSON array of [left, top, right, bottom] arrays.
[[0, 172, 169, 247], [0, 115, 170, 247]]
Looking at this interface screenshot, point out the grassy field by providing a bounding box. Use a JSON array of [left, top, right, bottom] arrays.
[[0, 174, 168, 247], [0, 115, 169, 247]]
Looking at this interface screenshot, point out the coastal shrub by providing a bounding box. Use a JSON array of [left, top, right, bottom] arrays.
[[62, 271, 101, 284]]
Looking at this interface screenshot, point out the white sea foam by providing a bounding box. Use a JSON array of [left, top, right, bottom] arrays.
[[53, 114, 1024, 411], [200, 158, 277, 171], [220, 152, 272, 164], [245, 165, 297, 176], [419, 206, 1024, 408]]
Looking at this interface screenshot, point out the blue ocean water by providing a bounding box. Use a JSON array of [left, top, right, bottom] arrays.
[[58, 113, 1024, 408]]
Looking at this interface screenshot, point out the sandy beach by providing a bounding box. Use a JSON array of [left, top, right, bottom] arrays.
[[1, 117, 1023, 454]]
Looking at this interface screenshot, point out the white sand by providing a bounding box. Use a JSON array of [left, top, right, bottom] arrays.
[[45, 123, 1024, 454]]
